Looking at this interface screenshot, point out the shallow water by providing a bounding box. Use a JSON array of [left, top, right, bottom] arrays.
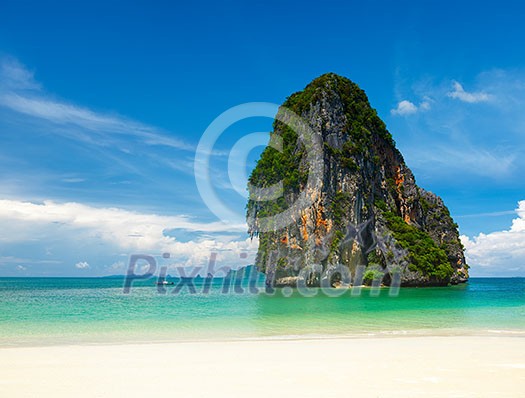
[[0, 276, 524, 346]]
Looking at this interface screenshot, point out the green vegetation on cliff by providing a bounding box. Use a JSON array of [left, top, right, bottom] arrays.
[[383, 211, 454, 281], [248, 73, 392, 221], [284, 73, 395, 150], [247, 72, 467, 287]]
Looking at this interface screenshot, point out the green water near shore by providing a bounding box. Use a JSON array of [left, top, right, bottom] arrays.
[[0, 277, 524, 346]]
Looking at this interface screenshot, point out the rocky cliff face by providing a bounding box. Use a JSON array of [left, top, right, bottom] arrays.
[[247, 73, 468, 288]]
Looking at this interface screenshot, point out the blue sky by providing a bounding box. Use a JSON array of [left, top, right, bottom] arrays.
[[0, 0, 525, 277]]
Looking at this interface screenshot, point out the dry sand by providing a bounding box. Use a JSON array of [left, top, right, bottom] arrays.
[[1, 336, 524, 397]]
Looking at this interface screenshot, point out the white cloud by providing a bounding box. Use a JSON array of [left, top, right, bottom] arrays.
[[455, 210, 516, 219], [419, 100, 431, 111], [0, 256, 28, 265], [108, 261, 125, 271], [0, 57, 194, 152], [75, 261, 90, 269], [461, 200, 525, 276], [0, 56, 255, 275], [0, 256, 60, 266], [410, 146, 515, 178], [0, 199, 245, 245], [0, 57, 40, 91], [0, 93, 194, 151], [391, 100, 417, 115], [0, 199, 257, 271], [391, 100, 430, 116], [448, 81, 491, 103], [61, 177, 85, 183], [390, 70, 525, 181]]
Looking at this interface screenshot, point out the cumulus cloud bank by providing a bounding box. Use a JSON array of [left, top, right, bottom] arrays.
[[462, 200, 525, 276], [0, 199, 257, 273]]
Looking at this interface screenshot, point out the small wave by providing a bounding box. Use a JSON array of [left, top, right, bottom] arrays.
[[486, 329, 525, 335]]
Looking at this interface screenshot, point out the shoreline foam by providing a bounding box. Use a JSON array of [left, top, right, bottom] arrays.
[[2, 326, 525, 349]]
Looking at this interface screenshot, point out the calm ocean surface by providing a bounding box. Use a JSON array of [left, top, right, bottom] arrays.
[[0, 276, 524, 346]]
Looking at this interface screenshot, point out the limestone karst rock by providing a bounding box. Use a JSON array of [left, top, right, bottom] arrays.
[[247, 73, 468, 288]]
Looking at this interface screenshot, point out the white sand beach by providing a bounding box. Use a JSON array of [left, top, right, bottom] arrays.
[[0, 336, 524, 397]]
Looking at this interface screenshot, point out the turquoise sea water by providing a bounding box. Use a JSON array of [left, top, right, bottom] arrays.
[[0, 277, 524, 346]]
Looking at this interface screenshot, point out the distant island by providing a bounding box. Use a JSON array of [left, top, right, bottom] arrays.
[[247, 73, 469, 288]]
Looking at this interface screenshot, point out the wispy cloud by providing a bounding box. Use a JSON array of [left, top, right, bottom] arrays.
[[0, 56, 255, 276], [447, 81, 492, 103], [390, 70, 525, 181], [0, 56, 40, 90], [455, 210, 516, 219], [0, 56, 215, 212], [410, 145, 515, 178], [0, 57, 195, 152], [0, 256, 61, 266], [160, 158, 196, 176], [61, 177, 86, 183], [0, 256, 30, 265]]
